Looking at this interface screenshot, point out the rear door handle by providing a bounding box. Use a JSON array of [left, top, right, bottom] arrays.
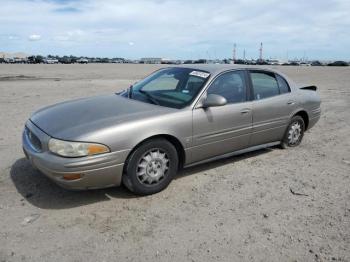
[[287, 100, 296, 105], [240, 108, 251, 114]]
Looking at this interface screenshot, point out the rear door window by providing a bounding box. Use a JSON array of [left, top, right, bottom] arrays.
[[250, 72, 279, 100]]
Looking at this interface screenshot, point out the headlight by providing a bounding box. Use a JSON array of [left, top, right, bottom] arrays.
[[48, 138, 110, 157]]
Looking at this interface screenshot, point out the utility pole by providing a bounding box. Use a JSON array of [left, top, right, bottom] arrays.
[[259, 42, 263, 61], [206, 50, 211, 61], [243, 49, 246, 62], [233, 43, 236, 62]]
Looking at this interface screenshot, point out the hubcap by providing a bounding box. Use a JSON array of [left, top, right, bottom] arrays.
[[136, 149, 169, 185], [288, 121, 302, 145]]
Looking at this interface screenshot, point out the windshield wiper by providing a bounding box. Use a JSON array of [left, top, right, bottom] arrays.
[[139, 90, 160, 105]]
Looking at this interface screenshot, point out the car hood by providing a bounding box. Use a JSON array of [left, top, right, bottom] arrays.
[[30, 94, 174, 140]]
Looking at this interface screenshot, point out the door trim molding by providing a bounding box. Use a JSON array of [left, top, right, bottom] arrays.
[[184, 141, 280, 168]]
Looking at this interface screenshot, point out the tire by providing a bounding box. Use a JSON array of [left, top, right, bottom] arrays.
[[122, 138, 178, 195], [280, 115, 305, 149]]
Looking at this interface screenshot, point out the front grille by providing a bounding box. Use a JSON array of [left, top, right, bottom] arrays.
[[25, 126, 42, 152]]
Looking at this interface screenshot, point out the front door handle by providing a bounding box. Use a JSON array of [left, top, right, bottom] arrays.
[[240, 108, 251, 114], [287, 100, 296, 105]]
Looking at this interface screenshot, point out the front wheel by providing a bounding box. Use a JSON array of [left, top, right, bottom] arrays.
[[280, 116, 305, 149], [122, 138, 178, 195]]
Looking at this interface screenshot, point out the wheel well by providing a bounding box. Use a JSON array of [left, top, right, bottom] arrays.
[[125, 135, 186, 171], [294, 110, 309, 130]]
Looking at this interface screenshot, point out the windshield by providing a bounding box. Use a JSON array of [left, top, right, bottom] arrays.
[[127, 67, 210, 109]]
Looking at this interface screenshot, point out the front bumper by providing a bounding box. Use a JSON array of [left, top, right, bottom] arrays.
[[22, 120, 130, 190]]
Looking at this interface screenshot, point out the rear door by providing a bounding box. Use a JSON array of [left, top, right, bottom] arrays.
[[190, 70, 253, 163], [248, 70, 297, 146]]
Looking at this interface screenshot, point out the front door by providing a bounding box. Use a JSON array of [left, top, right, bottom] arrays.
[[190, 70, 253, 163]]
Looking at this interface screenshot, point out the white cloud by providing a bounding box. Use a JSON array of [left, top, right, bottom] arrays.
[[8, 35, 20, 40], [28, 34, 41, 41], [53, 30, 85, 42]]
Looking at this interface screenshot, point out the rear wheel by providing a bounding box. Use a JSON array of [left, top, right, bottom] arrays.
[[280, 116, 305, 149], [122, 138, 178, 195]]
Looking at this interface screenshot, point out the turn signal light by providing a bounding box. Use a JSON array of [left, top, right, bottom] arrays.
[[62, 173, 83, 180], [88, 144, 109, 155]]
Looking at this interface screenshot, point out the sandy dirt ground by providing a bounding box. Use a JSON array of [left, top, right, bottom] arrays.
[[0, 64, 349, 262]]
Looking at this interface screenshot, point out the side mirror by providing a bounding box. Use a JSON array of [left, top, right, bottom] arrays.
[[202, 94, 227, 108]]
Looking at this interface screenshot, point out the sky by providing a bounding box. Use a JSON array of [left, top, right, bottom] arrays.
[[1, 0, 349, 60]]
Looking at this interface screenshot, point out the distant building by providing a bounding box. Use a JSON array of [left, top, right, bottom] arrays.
[[140, 57, 162, 64], [0, 52, 29, 59], [111, 58, 125, 63]]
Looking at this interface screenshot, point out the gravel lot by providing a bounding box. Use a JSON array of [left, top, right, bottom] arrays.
[[0, 64, 349, 262]]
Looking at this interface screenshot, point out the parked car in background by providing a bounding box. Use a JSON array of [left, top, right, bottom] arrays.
[[327, 61, 349, 66], [77, 58, 88, 64], [311, 61, 323, 66], [58, 57, 73, 64], [44, 59, 59, 64], [27, 55, 44, 64], [22, 65, 321, 195]]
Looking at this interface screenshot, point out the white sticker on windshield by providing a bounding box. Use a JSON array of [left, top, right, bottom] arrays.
[[189, 71, 210, 78]]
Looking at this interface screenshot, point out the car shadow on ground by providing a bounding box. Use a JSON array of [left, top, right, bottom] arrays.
[[11, 147, 276, 210], [10, 158, 137, 210], [176, 148, 273, 180]]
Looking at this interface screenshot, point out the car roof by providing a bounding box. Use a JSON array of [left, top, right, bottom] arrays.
[[175, 64, 277, 76]]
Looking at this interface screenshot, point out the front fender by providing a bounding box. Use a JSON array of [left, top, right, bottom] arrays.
[[78, 110, 193, 163]]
